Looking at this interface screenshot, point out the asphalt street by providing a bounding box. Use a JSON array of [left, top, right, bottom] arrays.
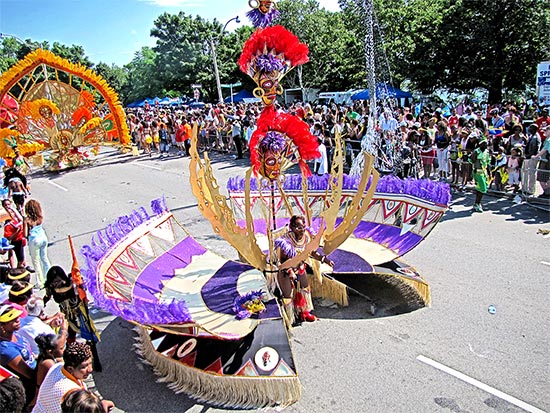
[[27, 148, 550, 413]]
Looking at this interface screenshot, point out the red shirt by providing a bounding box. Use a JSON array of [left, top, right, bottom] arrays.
[[535, 116, 550, 141]]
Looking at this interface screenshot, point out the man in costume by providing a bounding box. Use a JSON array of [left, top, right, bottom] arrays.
[[275, 215, 333, 323]]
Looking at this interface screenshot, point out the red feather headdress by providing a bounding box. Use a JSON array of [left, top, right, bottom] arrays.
[[250, 106, 320, 178], [238, 25, 309, 82]]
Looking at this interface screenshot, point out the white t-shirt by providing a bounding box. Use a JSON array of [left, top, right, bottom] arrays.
[[315, 143, 328, 175], [19, 316, 56, 356]]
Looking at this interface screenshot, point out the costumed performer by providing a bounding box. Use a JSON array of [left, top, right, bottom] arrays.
[[275, 215, 334, 323], [471, 136, 490, 213], [43, 266, 101, 372]]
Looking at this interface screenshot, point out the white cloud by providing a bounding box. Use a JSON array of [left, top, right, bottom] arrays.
[[130, 29, 138, 35], [318, 0, 341, 12], [138, 0, 205, 7]]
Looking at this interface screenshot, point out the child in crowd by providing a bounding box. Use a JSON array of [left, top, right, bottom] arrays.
[[491, 146, 508, 192], [507, 147, 523, 193]]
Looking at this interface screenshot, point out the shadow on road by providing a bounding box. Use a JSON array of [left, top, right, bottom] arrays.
[[443, 191, 549, 225], [92, 318, 216, 413]]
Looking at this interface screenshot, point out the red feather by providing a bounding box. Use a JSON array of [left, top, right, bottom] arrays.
[[249, 106, 320, 177], [238, 25, 309, 73]]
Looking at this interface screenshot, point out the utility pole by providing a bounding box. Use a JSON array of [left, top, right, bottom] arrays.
[[211, 16, 240, 103]]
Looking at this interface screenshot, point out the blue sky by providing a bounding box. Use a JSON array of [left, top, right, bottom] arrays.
[[0, 0, 341, 66]]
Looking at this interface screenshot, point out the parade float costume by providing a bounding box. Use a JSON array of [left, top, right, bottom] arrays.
[[0, 49, 130, 170], [79, 3, 451, 408]]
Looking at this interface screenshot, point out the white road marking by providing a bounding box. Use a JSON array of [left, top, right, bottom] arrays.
[[541, 261, 550, 267], [417, 355, 545, 413], [48, 181, 68, 191], [132, 161, 162, 171]]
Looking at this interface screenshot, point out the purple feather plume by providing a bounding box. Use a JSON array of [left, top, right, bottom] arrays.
[[255, 54, 284, 72], [80, 197, 192, 325], [259, 131, 287, 153], [246, 8, 281, 28]]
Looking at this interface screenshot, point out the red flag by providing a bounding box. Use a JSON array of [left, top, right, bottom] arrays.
[[68, 235, 87, 302]]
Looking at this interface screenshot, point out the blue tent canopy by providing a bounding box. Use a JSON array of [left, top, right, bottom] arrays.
[[351, 83, 413, 100], [224, 89, 256, 103]]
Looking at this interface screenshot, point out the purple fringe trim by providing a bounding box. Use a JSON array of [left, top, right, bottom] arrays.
[[227, 174, 451, 206], [80, 197, 193, 325], [246, 8, 280, 28]]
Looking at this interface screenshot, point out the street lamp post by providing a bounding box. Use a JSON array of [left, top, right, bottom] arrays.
[[211, 16, 240, 104], [0, 33, 27, 45]]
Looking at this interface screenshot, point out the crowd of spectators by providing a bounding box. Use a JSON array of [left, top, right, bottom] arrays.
[[0, 156, 113, 411], [124, 100, 550, 198]]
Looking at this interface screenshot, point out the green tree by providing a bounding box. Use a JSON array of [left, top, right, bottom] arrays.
[[122, 47, 163, 104], [50, 42, 93, 67], [277, 0, 364, 91], [340, 0, 550, 103], [94, 62, 129, 98]]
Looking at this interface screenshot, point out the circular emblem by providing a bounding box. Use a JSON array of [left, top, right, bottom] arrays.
[[254, 346, 279, 372]]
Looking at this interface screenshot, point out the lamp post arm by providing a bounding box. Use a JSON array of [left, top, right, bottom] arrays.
[[210, 37, 223, 104]]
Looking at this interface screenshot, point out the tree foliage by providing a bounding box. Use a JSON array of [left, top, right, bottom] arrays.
[[276, 0, 364, 91], [2, 1, 548, 104], [340, 0, 550, 103]]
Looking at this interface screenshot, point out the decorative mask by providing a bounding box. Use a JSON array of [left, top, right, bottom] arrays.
[[247, 0, 279, 28], [239, 26, 309, 108]]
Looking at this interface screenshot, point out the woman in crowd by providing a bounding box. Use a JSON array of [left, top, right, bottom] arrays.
[[418, 128, 435, 178], [34, 332, 66, 389], [434, 121, 450, 181], [32, 342, 114, 413], [2, 198, 28, 270], [25, 200, 51, 288], [0, 304, 37, 407]]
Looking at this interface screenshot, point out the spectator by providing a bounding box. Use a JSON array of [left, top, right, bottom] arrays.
[[2, 198, 27, 270], [158, 123, 170, 158], [61, 389, 107, 413], [434, 121, 450, 181], [25, 199, 51, 288], [507, 124, 526, 154], [19, 297, 60, 356], [535, 108, 549, 142], [0, 304, 37, 407], [34, 332, 66, 389], [523, 124, 541, 195], [506, 147, 523, 193], [8, 280, 34, 307], [32, 342, 114, 413], [471, 137, 491, 212], [418, 128, 435, 179], [7, 177, 29, 215], [0, 376, 26, 413], [314, 138, 328, 176], [535, 125, 550, 198]]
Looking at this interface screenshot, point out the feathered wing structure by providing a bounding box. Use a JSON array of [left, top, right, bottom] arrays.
[[0, 49, 130, 169], [227, 169, 451, 307], [81, 198, 301, 408], [188, 129, 267, 271]]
